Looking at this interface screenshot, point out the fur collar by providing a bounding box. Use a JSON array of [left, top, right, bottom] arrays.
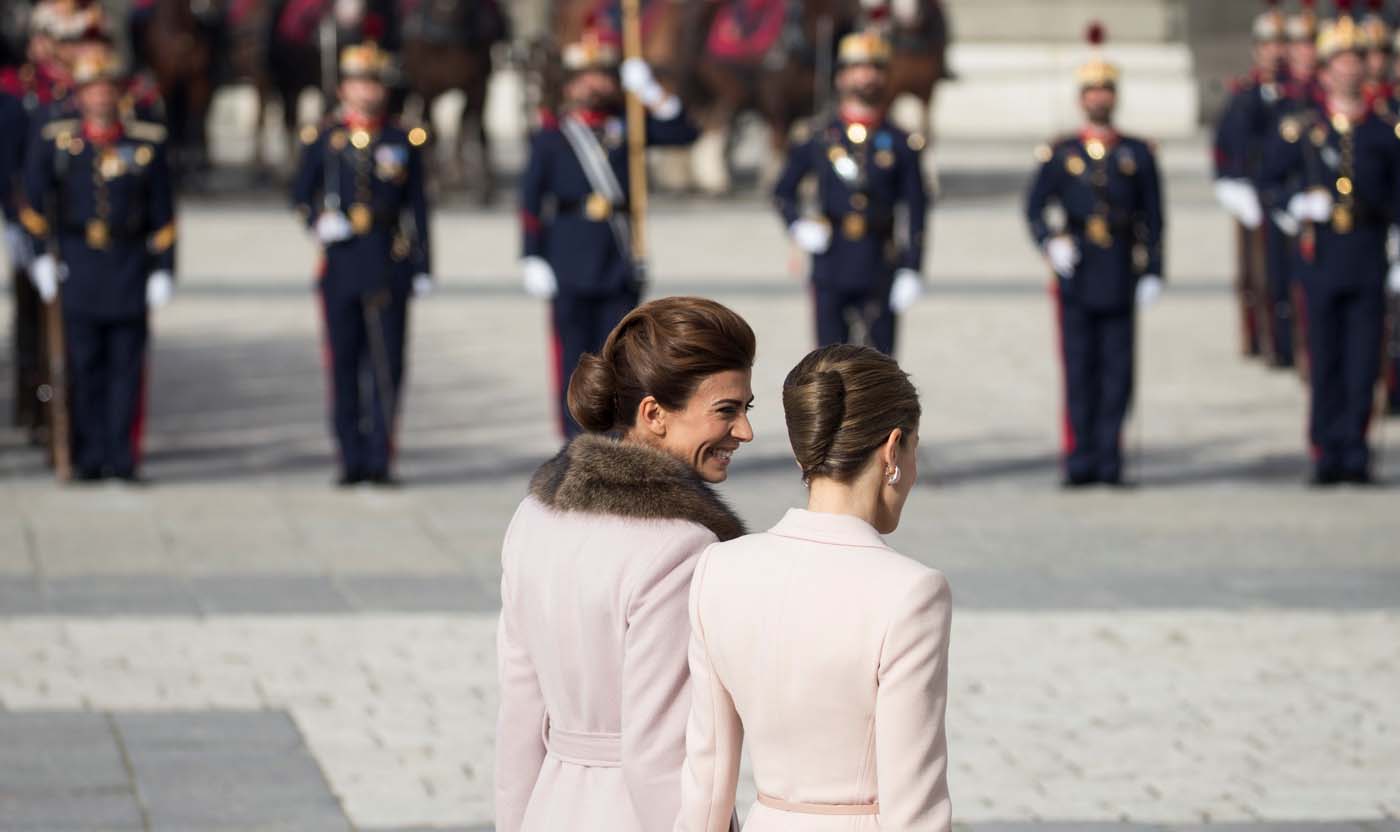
[[529, 435, 746, 542]]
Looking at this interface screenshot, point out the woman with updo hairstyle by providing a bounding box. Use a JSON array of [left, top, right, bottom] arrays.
[[495, 297, 755, 832], [677, 344, 954, 832]]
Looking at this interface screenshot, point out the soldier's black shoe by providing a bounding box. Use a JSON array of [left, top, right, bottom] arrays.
[[1102, 476, 1138, 490], [1308, 468, 1343, 488], [336, 470, 365, 488], [366, 471, 400, 488], [113, 470, 146, 486], [1343, 469, 1375, 486], [1060, 474, 1096, 489], [74, 468, 104, 483]]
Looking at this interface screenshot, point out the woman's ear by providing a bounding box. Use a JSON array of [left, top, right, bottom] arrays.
[[635, 395, 668, 438], [881, 428, 903, 472]]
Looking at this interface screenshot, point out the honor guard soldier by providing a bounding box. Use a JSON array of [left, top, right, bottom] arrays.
[[1214, 1, 1295, 366], [772, 26, 929, 356], [1025, 24, 1166, 488], [2, 4, 75, 436], [518, 23, 697, 439], [20, 51, 175, 482], [292, 43, 432, 486], [1262, 4, 1400, 484]]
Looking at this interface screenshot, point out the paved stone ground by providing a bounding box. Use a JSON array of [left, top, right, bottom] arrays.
[[1, 137, 1398, 830]]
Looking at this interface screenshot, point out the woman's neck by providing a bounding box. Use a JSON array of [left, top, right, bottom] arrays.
[[806, 477, 880, 529]]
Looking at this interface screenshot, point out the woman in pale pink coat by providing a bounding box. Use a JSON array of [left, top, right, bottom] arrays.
[[678, 344, 954, 831], [495, 297, 756, 832]]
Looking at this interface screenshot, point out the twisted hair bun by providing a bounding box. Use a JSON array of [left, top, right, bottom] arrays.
[[783, 369, 847, 476], [782, 344, 920, 482]]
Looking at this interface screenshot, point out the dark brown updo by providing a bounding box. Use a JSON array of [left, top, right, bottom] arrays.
[[783, 344, 921, 482], [568, 297, 757, 433]]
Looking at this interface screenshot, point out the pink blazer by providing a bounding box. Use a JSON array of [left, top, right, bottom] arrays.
[[676, 509, 953, 831]]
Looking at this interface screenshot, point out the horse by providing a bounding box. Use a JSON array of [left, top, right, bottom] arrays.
[[398, 0, 508, 203], [679, 0, 859, 195], [227, 0, 325, 181], [880, 0, 951, 151], [136, 0, 218, 187]]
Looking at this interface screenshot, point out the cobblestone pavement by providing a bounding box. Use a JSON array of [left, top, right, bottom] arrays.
[[1, 613, 1396, 829], [1, 142, 1398, 829]]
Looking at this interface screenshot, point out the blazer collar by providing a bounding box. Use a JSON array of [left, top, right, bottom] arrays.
[[768, 508, 889, 549]]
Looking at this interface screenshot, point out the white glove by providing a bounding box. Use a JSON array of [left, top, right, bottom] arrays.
[[1045, 234, 1079, 278], [1136, 274, 1164, 308], [5, 223, 33, 269], [521, 256, 558, 299], [889, 268, 923, 314], [1288, 189, 1333, 223], [1271, 210, 1300, 237], [315, 211, 354, 244], [790, 218, 832, 254], [620, 58, 665, 107], [412, 273, 433, 298], [1388, 261, 1400, 294], [146, 270, 174, 308], [30, 253, 62, 303], [1214, 178, 1263, 230]]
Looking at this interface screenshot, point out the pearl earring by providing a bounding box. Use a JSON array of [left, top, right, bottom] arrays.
[[887, 465, 901, 486]]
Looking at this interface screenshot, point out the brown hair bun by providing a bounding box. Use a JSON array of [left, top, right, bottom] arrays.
[[567, 297, 756, 433], [782, 344, 920, 482]]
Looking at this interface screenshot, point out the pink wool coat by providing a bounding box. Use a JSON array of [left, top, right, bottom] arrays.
[[495, 435, 746, 832], [676, 509, 954, 832]]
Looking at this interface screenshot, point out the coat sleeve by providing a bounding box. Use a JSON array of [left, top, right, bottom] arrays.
[[1212, 89, 1245, 180], [645, 106, 700, 147], [1024, 153, 1058, 248], [290, 131, 324, 231], [406, 137, 431, 276], [494, 510, 547, 832], [1, 98, 26, 222], [20, 128, 56, 249], [674, 546, 743, 832], [1259, 123, 1305, 214], [145, 139, 176, 277], [771, 136, 815, 229], [898, 135, 930, 273], [1136, 144, 1165, 279], [621, 525, 714, 832], [519, 131, 550, 259], [874, 570, 953, 831]]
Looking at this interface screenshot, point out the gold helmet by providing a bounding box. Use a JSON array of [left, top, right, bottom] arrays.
[[561, 13, 620, 73], [1253, 0, 1287, 43], [70, 49, 124, 87], [837, 30, 893, 68], [339, 42, 394, 83], [1076, 22, 1120, 90], [1361, 0, 1392, 50], [1287, 0, 1320, 44], [1317, 0, 1370, 61]]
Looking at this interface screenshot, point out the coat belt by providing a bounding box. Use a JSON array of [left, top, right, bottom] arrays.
[[542, 720, 622, 768], [757, 793, 879, 815]]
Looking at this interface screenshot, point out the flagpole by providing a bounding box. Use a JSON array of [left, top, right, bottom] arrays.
[[621, 0, 648, 287]]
